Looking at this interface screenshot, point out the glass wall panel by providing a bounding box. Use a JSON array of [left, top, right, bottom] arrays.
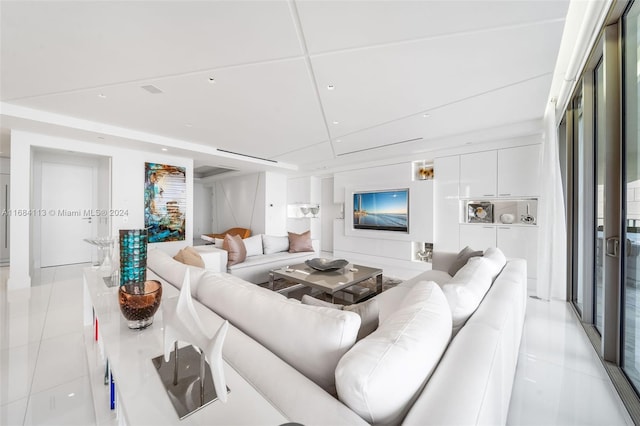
[[573, 91, 585, 314], [595, 58, 605, 334], [623, 0, 640, 392]]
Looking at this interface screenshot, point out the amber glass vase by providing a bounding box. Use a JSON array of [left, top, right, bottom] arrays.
[[118, 280, 162, 329]]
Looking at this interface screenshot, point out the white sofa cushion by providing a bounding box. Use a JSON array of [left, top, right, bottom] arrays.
[[195, 272, 360, 396], [335, 281, 452, 426], [147, 248, 205, 297], [243, 234, 264, 257], [442, 256, 494, 334], [262, 234, 289, 254], [301, 295, 379, 341], [483, 247, 507, 279]]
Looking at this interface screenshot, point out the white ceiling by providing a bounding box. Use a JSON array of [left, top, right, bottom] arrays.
[[0, 0, 570, 174]]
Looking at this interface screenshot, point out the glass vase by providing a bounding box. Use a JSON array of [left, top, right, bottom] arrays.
[[119, 229, 148, 286]]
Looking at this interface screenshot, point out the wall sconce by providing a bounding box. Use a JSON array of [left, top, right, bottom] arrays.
[[299, 204, 320, 218]]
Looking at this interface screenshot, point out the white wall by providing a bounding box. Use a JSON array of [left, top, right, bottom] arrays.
[[321, 177, 340, 252], [0, 157, 9, 174], [264, 172, 287, 235], [333, 161, 433, 274], [211, 172, 266, 235], [287, 176, 321, 239], [8, 130, 194, 290], [193, 180, 212, 237]]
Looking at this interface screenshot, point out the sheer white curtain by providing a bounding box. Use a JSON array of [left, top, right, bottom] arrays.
[[537, 101, 567, 300]]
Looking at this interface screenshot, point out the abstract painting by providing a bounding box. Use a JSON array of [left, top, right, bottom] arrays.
[[144, 162, 186, 243]]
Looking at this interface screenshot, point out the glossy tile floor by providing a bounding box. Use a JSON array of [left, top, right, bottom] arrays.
[[0, 264, 634, 425]]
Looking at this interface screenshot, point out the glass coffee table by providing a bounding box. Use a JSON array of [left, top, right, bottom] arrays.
[[269, 262, 383, 303]]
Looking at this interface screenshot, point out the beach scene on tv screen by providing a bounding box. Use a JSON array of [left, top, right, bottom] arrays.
[[353, 190, 408, 232]]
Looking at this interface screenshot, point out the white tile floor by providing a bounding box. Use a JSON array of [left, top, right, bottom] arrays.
[[0, 264, 635, 425]]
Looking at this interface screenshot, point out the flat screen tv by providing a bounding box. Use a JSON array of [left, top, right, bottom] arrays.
[[353, 189, 409, 232]]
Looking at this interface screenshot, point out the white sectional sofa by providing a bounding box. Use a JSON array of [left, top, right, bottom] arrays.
[[147, 247, 527, 425], [194, 234, 320, 283]]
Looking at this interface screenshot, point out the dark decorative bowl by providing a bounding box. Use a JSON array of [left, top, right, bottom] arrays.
[[118, 280, 162, 330], [305, 258, 349, 271]]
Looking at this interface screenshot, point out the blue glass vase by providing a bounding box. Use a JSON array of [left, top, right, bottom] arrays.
[[119, 229, 148, 286]]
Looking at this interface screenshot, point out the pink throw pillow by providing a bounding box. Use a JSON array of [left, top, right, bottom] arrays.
[[223, 234, 247, 266], [288, 230, 314, 253]]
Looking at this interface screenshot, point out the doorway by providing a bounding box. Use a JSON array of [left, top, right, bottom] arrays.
[[32, 149, 111, 268]]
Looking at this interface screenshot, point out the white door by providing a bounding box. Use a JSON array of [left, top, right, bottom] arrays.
[[41, 162, 95, 266], [0, 174, 9, 263]]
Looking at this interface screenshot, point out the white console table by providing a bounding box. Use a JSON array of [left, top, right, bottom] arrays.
[[83, 268, 288, 425]]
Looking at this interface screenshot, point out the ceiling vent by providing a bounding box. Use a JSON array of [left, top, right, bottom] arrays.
[[216, 149, 277, 163], [141, 85, 163, 94], [337, 137, 423, 156]]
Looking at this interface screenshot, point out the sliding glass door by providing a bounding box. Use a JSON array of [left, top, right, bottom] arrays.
[[595, 57, 605, 335], [623, 0, 640, 393]]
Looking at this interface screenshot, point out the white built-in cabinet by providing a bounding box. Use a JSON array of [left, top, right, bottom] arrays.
[[460, 144, 541, 199], [497, 145, 541, 197], [459, 224, 496, 249], [460, 150, 497, 198], [496, 225, 537, 278], [435, 144, 541, 284]]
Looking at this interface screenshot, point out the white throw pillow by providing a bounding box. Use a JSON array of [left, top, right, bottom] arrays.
[[243, 234, 264, 257], [483, 247, 507, 279], [335, 281, 452, 426], [262, 235, 289, 254], [442, 257, 494, 334], [214, 237, 225, 246]]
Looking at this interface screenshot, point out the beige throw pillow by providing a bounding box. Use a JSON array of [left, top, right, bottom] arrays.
[[173, 247, 205, 268], [223, 234, 247, 266], [181, 246, 205, 268], [301, 295, 379, 341], [288, 230, 314, 253]]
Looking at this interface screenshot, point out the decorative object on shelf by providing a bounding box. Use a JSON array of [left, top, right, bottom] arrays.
[[299, 206, 310, 217], [468, 202, 494, 223], [119, 229, 148, 285], [521, 203, 536, 224], [500, 213, 515, 224], [118, 279, 163, 329], [145, 162, 186, 243], [83, 236, 114, 268], [305, 258, 349, 271], [153, 269, 230, 419], [417, 165, 434, 180], [416, 242, 434, 262], [309, 205, 320, 218]]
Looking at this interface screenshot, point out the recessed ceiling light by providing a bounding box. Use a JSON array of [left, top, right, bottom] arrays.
[[332, 121, 339, 125], [185, 123, 193, 128], [98, 93, 106, 99], [422, 113, 431, 118], [336, 139, 341, 143], [162, 148, 168, 152], [327, 84, 335, 90], [208, 77, 216, 84], [97, 136, 105, 140]]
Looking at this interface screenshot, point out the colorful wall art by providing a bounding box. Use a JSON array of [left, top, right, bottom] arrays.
[[144, 162, 186, 243]]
